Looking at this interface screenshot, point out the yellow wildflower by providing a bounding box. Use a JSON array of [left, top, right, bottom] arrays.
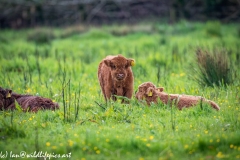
[[46, 142, 51, 147], [68, 140, 73, 147], [96, 150, 100, 154], [216, 152, 224, 158]]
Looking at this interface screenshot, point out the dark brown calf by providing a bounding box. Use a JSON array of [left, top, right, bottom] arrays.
[[0, 87, 59, 112]]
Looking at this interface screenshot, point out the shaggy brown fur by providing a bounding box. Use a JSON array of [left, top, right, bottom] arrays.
[[98, 55, 135, 102], [0, 87, 16, 110], [12, 93, 59, 112], [136, 82, 220, 110], [0, 87, 59, 112]]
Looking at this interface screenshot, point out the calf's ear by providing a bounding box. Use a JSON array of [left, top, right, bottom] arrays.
[[157, 87, 164, 92], [104, 59, 111, 67], [128, 59, 135, 67], [6, 90, 12, 98]]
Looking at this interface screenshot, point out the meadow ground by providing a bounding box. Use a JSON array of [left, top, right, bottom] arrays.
[[0, 21, 239, 160]]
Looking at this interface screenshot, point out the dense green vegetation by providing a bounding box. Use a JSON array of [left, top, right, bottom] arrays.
[[0, 21, 239, 160]]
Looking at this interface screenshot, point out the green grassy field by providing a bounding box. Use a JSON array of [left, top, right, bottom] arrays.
[[0, 21, 240, 160]]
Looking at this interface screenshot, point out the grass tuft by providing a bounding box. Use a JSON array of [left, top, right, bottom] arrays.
[[193, 48, 234, 87]]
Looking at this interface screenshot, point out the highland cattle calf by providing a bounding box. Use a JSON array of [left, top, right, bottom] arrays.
[[98, 55, 135, 102], [0, 87, 59, 112], [136, 82, 220, 110]]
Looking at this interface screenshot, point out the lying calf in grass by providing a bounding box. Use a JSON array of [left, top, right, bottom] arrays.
[[136, 82, 220, 110], [98, 54, 135, 102], [0, 87, 59, 112]]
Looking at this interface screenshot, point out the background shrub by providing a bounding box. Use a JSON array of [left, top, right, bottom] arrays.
[[205, 21, 222, 37], [27, 28, 56, 44], [193, 48, 233, 87]]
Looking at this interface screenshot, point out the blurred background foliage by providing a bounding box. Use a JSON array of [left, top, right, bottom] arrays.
[[0, 0, 239, 28]]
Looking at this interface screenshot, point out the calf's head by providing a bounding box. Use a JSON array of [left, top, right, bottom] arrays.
[[136, 82, 165, 102], [104, 55, 134, 81], [136, 86, 159, 105], [0, 87, 15, 110], [136, 82, 156, 100]]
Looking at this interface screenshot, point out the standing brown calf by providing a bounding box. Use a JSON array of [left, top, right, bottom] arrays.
[[136, 82, 220, 110], [98, 55, 135, 102]]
